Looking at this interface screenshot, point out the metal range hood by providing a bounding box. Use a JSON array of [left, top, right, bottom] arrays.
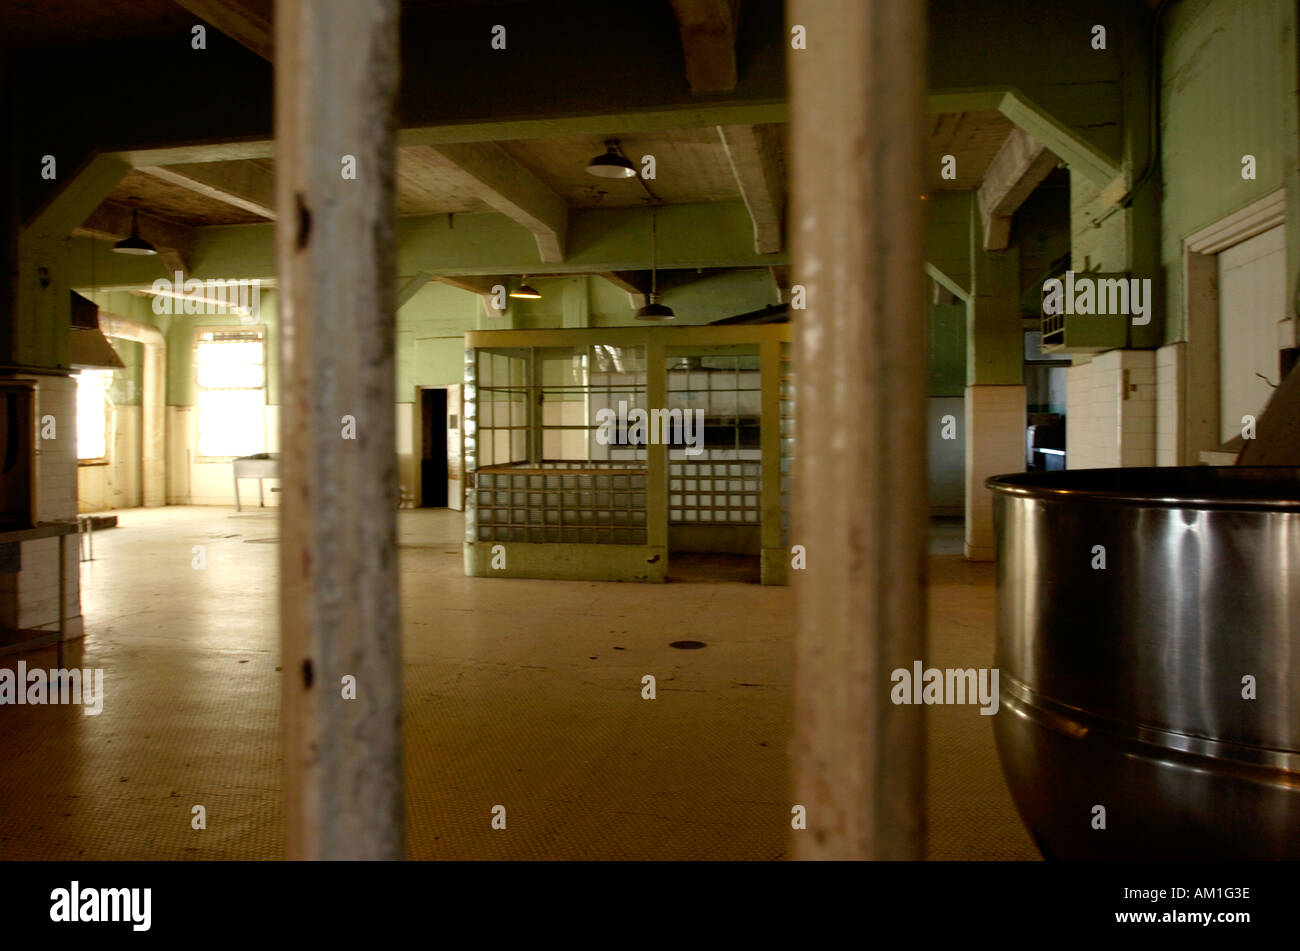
[[68, 291, 125, 370]]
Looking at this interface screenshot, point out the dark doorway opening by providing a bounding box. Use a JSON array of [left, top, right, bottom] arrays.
[[421, 388, 448, 507]]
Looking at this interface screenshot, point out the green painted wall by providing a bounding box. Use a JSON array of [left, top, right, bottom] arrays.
[[619, 269, 774, 326], [397, 281, 481, 399], [1161, 0, 1300, 343], [154, 289, 279, 407], [394, 270, 778, 401], [925, 192, 973, 296], [87, 273, 280, 408], [929, 302, 967, 396]]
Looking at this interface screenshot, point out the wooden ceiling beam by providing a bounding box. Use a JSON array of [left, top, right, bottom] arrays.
[[435, 275, 508, 296], [976, 127, 1058, 251], [139, 161, 276, 220], [718, 124, 785, 254], [669, 0, 738, 94], [396, 271, 433, 309], [599, 271, 650, 308], [435, 275, 512, 319], [70, 201, 788, 291], [172, 0, 273, 61], [769, 265, 791, 304], [418, 144, 569, 263]]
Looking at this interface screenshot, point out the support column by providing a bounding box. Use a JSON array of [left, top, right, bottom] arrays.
[[98, 313, 166, 507], [645, 335, 668, 578], [276, 0, 403, 860], [758, 336, 783, 584], [790, 0, 927, 859], [964, 196, 1025, 562]]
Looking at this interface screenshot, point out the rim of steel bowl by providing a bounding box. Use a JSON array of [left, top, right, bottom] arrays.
[[986, 465, 1300, 511]]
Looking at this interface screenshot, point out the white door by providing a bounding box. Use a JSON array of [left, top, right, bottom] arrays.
[[446, 383, 463, 511], [1218, 225, 1285, 444]]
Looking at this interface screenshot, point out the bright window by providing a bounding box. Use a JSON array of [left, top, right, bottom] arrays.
[[76, 369, 113, 461], [196, 329, 266, 457]]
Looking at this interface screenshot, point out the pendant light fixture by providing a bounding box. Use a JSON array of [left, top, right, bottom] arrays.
[[635, 203, 675, 321], [112, 206, 158, 256], [586, 139, 637, 179], [508, 276, 542, 299]]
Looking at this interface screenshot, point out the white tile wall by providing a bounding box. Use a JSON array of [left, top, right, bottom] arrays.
[[1156, 343, 1184, 466], [1066, 360, 1094, 466], [10, 375, 82, 636], [1065, 349, 1158, 470], [35, 375, 79, 521], [964, 384, 1026, 561]]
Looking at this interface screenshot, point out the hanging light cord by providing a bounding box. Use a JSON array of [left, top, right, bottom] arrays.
[[637, 171, 662, 204], [612, 140, 662, 203], [650, 203, 660, 297]]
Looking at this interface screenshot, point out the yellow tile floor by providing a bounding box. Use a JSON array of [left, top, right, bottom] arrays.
[[0, 507, 1037, 860]]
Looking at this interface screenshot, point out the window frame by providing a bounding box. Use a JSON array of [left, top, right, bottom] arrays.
[[75, 368, 114, 467], [192, 324, 269, 462]]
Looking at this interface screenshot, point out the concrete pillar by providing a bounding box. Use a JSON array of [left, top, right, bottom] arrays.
[[561, 278, 590, 328], [789, 0, 928, 859], [962, 384, 1025, 560], [645, 336, 668, 555], [98, 312, 165, 507], [758, 336, 784, 584], [964, 198, 1025, 561], [276, 0, 403, 860]]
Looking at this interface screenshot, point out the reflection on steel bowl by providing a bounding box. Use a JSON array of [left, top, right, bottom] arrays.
[[986, 467, 1300, 860]]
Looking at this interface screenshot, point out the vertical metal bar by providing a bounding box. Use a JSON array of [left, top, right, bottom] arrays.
[[790, 0, 929, 859], [57, 532, 65, 670], [759, 337, 781, 583], [645, 336, 667, 566], [276, 0, 403, 861]]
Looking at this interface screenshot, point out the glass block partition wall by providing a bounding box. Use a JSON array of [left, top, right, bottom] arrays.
[[666, 349, 762, 528], [472, 466, 648, 545], [462, 325, 792, 584]]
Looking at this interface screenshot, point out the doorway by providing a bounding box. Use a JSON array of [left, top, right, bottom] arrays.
[[1183, 189, 1287, 463], [1217, 225, 1285, 444], [420, 388, 448, 507]]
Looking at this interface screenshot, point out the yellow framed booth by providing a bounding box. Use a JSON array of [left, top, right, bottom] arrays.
[[462, 324, 792, 584]]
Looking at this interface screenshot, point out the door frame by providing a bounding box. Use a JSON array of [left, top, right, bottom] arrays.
[[412, 384, 463, 509], [1183, 188, 1286, 464]]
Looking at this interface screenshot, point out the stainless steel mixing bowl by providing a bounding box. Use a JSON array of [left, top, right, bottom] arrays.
[[986, 466, 1300, 860]]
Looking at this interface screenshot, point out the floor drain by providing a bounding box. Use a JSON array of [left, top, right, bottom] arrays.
[[669, 640, 707, 650]]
